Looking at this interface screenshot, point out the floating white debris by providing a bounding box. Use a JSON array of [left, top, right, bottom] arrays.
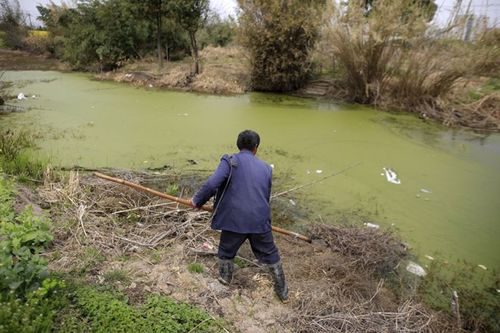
[[425, 255, 435, 261], [177, 113, 189, 116], [17, 93, 26, 100], [316, 169, 323, 174], [478, 264, 487, 270], [270, 164, 275, 169], [382, 167, 401, 184], [420, 188, 432, 193], [364, 222, 380, 229], [406, 261, 427, 277], [306, 170, 311, 174], [289, 199, 296, 206], [143, 160, 148, 164], [31, 95, 37, 99]]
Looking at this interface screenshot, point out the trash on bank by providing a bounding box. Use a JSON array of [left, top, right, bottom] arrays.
[[289, 199, 296, 206], [364, 222, 380, 229], [478, 264, 487, 270], [424, 255, 435, 261], [406, 261, 427, 277], [382, 167, 401, 184], [17, 93, 27, 100]]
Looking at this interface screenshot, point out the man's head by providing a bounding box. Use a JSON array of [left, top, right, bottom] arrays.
[[237, 130, 260, 153]]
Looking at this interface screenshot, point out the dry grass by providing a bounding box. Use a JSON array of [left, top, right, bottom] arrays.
[[29, 169, 457, 332], [98, 46, 249, 95]]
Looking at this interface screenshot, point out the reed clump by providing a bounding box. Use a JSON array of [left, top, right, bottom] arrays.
[[318, 0, 500, 131]]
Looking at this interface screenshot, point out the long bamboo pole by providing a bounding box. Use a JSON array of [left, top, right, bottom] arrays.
[[94, 172, 312, 243]]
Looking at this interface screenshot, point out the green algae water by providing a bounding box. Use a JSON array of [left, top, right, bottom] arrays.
[[2, 71, 500, 270]]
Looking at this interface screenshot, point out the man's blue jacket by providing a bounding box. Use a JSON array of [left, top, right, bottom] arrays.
[[192, 150, 273, 234]]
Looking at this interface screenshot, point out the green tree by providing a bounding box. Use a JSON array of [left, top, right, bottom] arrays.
[[199, 12, 236, 48], [141, 0, 172, 69], [173, 0, 209, 74], [237, 0, 324, 92], [62, 0, 149, 70]]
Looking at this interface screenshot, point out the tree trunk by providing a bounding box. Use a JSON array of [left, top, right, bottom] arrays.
[[189, 31, 199, 74], [156, 0, 163, 69]]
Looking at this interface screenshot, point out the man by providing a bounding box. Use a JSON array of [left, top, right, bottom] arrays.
[[190, 130, 288, 302]]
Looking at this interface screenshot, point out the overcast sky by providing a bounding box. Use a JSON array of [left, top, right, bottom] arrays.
[[18, 0, 500, 27]]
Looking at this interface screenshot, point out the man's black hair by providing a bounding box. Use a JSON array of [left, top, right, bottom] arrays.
[[237, 130, 260, 151]]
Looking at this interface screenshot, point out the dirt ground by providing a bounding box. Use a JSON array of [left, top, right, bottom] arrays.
[[13, 169, 456, 333], [96, 46, 250, 95]]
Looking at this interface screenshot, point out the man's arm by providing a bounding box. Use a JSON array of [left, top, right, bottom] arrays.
[[191, 155, 231, 208]]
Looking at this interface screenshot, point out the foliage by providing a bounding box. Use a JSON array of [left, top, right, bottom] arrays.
[[60, 0, 150, 70], [0, 0, 26, 49], [237, 0, 324, 92], [166, 183, 179, 196], [173, 0, 209, 74], [0, 278, 66, 333], [73, 287, 221, 332], [187, 262, 204, 273], [0, 207, 53, 296], [198, 12, 236, 48], [0, 176, 66, 333], [419, 261, 500, 332], [0, 129, 47, 180], [0, 129, 33, 161], [0, 175, 14, 219]]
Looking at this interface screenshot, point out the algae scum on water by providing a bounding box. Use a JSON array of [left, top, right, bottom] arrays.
[[2, 70, 500, 270]]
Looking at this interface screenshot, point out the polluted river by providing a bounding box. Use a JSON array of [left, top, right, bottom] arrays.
[[2, 71, 499, 271]]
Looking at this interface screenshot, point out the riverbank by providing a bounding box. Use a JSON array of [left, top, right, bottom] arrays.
[[6, 168, 459, 332], [95, 46, 249, 95]]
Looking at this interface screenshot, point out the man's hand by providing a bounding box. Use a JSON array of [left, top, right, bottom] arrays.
[[189, 198, 199, 209]]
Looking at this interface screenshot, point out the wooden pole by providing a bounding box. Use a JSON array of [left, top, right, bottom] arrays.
[[94, 172, 312, 243]]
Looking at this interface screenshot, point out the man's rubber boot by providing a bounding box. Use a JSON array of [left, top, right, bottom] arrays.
[[268, 261, 289, 302], [218, 259, 234, 285]]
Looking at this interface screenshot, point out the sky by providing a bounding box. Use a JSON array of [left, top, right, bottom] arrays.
[[17, 0, 500, 27]]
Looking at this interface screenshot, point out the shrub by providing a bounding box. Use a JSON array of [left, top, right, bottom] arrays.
[[238, 0, 324, 91]]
